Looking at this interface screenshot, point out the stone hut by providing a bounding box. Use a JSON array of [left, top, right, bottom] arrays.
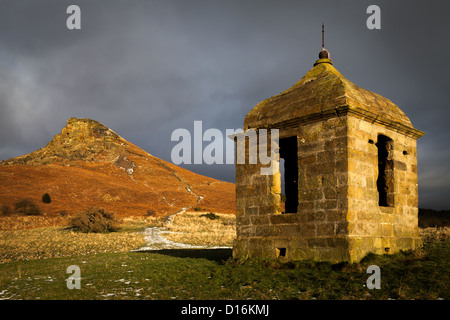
[[232, 48, 424, 263]]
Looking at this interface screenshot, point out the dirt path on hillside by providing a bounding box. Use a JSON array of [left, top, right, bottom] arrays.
[[134, 227, 207, 251], [133, 161, 206, 251], [134, 225, 231, 251], [134, 195, 231, 251]]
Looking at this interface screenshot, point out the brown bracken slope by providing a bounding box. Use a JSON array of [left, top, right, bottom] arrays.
[[0, 118, 235, 218]]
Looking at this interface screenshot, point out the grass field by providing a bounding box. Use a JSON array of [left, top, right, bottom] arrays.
[[0, 213, 449, 300], [0, 216, 156, 263], [164, 212, 236, 247]]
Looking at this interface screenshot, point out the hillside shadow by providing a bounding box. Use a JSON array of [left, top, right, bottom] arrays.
[[137, 248, 232, 263]]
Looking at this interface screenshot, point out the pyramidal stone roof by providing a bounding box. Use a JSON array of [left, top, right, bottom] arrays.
[[244, 56, 424, 139]]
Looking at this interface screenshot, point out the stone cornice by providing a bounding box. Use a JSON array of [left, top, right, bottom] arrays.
[[248, 105, 424, 140]]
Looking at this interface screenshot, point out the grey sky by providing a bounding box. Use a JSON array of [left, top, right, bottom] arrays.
[[0, 0, 449, 209]]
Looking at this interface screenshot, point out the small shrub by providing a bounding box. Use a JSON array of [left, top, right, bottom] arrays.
[[1, 204, 13, 216], [69, 207, 120, 233], [42, 193, 52, 204], [14, 198, 41, 216], [146, 209, 157, 217], [58, 210, 69, 217], [200, 212, 219, 220], [193, 207, 202, 211]]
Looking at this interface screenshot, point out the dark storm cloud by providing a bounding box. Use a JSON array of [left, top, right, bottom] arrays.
[[0, 0, 449, 209]]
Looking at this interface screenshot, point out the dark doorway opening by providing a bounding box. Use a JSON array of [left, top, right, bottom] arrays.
[[276, 248, 287, 257], [376, 135, 394, 207], [280, 137, 298, 213]]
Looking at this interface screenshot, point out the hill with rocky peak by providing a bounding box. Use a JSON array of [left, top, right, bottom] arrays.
[[0, 118, 235, 218], [2, 117, 132, 166]]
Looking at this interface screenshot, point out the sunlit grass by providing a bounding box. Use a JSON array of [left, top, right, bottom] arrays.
[[0, 217, 161, 263], [0, 213, 449, 300], [0, 215, 69, 231], [164, 211, 235, 247], [0, 212, 450, 300], [0, 237, 448, 300]]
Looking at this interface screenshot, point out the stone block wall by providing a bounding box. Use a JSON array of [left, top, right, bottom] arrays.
[[233, 117, 352, 263], [346, 117, 422, 262]]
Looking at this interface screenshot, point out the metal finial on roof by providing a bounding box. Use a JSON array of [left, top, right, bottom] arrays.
[[318, 23, 330, 60], [322, 22, 325, 50]]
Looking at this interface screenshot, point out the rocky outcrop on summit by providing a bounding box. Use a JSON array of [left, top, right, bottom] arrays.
[[1, 118, 128, 166]]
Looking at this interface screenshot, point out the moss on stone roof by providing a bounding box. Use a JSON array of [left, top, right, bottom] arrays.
[[244, 58, 421, 137]]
